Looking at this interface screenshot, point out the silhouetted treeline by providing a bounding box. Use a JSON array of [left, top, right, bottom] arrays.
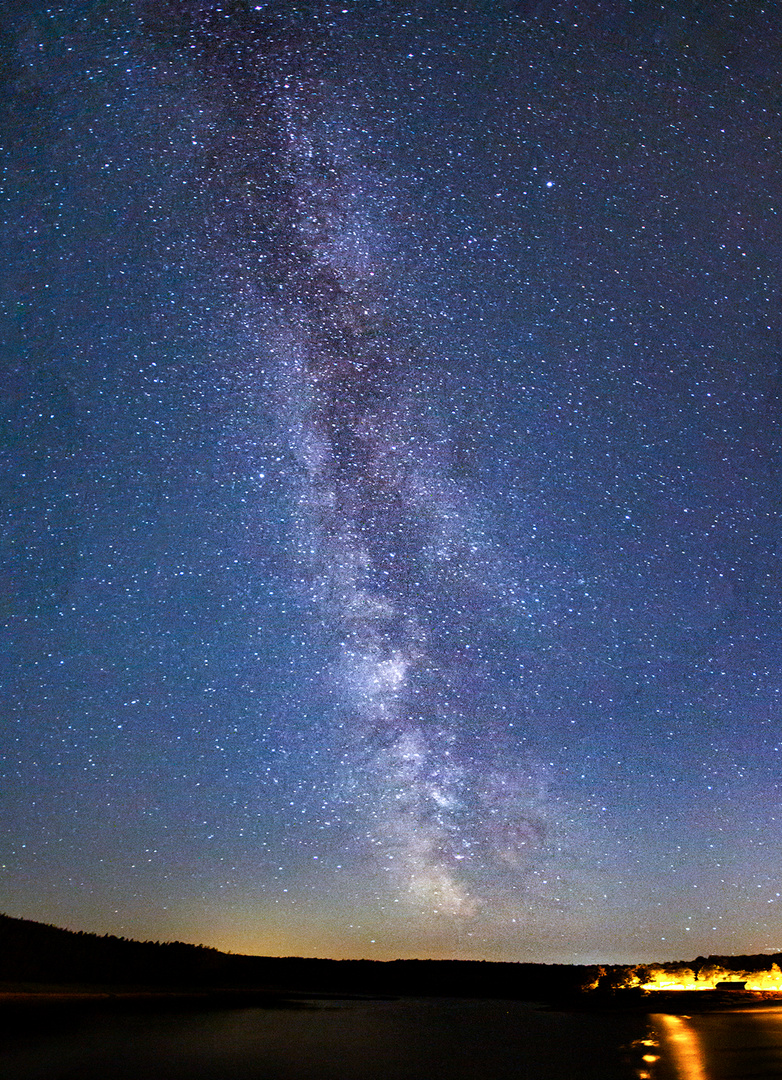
[[0, 913, 227, 988], [690, 953, 782, 974], [3, 913, 781, 1000], [0, 913, 598, 998]]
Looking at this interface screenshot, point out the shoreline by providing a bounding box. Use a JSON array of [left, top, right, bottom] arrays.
[[551, 988, 782, 1015], [0, 985, 401, 1014], [1, 985, 782, 1017]]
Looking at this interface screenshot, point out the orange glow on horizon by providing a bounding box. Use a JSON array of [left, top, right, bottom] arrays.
[[639, 963, 782, 992]]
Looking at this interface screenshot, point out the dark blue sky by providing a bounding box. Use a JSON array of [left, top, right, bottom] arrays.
[[2, 0, 782, 963]]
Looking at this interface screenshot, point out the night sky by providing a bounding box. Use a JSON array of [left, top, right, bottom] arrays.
[[2, 0, 782, 966]]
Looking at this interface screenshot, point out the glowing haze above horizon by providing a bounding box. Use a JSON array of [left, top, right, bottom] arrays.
[[2, 0, 782, 966]]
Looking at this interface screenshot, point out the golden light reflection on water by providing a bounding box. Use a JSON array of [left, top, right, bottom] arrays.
[[652, 1014, 708, 1080], [630, 1033, 661, 1080]]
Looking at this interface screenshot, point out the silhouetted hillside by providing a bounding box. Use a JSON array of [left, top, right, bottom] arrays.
[[0, 913, 228, 987], [3, 913, 781, 1002], [0, 913, 597, 998]]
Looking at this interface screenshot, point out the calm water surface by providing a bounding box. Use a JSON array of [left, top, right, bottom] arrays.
[[656, 1008, 782, 1080], [1, 997, 781, 1080]]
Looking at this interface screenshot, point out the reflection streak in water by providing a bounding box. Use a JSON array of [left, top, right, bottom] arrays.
[[686, 1007, 782, 1080], [652, 1014, 708, 1080]]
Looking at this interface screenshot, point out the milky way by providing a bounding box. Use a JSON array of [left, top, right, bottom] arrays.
[[226, 74, 549, 918]]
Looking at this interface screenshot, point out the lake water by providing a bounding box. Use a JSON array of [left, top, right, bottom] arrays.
[[655, 1008, 782, 1080], [0, 997, 780, 1080]]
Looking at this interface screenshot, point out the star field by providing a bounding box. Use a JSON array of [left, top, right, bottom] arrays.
[[2, 0, 782, 964]]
